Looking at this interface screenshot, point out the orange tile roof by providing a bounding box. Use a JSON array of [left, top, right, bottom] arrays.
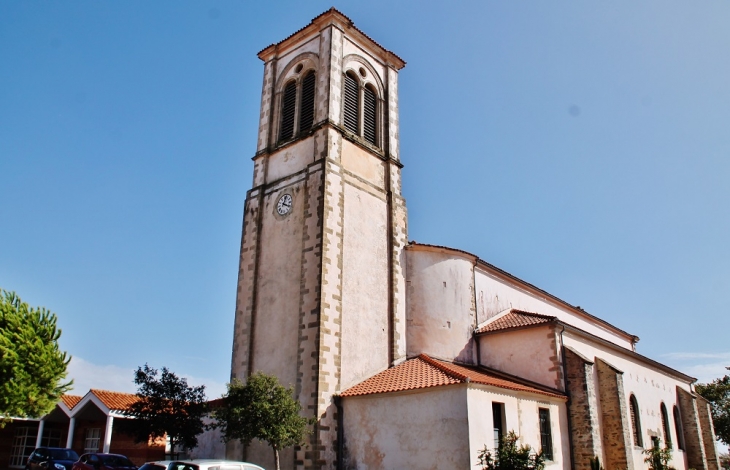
[[90, 389, 140, 411], [340, 354, 565, 400], [476, 309, 556, 334], [60, 395, 83, 410]]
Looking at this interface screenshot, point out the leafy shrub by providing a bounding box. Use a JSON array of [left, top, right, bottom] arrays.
[[477, 431, 545, 470]]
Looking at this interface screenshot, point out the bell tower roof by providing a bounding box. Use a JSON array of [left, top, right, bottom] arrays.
[[257, 7, 406, 70]]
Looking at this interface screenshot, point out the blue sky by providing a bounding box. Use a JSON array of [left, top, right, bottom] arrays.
[[1, 1, 729, 402]]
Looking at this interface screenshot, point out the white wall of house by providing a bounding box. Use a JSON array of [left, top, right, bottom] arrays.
[[342, 386, 470, 470], [466, 385, 570, 470]]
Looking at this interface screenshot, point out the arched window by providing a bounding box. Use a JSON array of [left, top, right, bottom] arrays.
[[673, 405, 685, 451], [342, 70, 379, 147], [278, 68, 317, 144], [661, 403, 672, 448], [630, 394, 643, 447], [343, 71, 359, 135], [279, 81, 297, 142], [299, 71, 316, 133], [363, 84, 377, 145]]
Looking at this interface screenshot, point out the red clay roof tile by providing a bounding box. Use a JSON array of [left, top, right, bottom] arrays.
[[341, 354, 565, 400], [60, 395, 83, 410], [476, 309, 556, 334], [90, 389, 140, 411]]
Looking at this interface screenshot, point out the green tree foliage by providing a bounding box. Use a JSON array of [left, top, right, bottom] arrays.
[[213, 373, 314, 470], [696, 368, 730, 446], [122, 364, 207, 457], [643, 438, 675, 470], [0, 289, 71, 423], [477, 431, 545, 470]]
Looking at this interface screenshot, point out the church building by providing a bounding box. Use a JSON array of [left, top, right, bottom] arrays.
[[228, 9, 719, 470]]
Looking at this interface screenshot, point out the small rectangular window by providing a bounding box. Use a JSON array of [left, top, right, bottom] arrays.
[[84, 428, 101, 453], [492, 402, 505, 450], [539, 408, 554, 460]]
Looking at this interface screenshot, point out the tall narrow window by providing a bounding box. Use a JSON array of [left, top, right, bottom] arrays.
[[278, 81, 297, 142], [630, 395, 643, 447], [363, 85, 377, 145], [661, 403, 672, 448], [299, 71, 316, 133], [343, 72, 359, 135], [673, 406, 685, 451], [492, 402, 505, 450], [539, 408, 554, 460]]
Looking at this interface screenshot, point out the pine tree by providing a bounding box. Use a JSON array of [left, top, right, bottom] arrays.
[[0, 289, 72, 423]]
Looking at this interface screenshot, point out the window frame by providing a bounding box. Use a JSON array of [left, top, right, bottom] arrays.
[[629, 394, 643, 447], [492, 402, 505, 451], [673, 405, 685, 451], [276, 66, 317, 145], [538, 407, 554, 461], [341, 69, 381, 149], [9, 426, 37, 468], [660, 402, 672, 449], [84, 428, 102, 454]]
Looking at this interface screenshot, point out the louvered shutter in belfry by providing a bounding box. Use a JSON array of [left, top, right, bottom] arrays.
[[363, 86, 377, 145], [343, 73, 359, 135], [279, 81, 297, 142], [299, 72, 315, 133]]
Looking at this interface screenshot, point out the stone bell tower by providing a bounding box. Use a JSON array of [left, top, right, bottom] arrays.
[[229, 9, 407, 469]]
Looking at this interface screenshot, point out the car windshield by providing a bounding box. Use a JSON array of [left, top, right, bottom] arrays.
[[99, 456, 135, 467], [50, 450, 79, 461], [138, 465, 166, 470]]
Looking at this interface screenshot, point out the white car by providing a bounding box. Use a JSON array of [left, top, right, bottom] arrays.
[[139, 460, 264, 470]]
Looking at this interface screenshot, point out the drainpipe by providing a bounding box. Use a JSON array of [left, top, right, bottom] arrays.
[[559, 325, 576, 470], [474, 329, 482, 367], [335, 395, 344, 470]]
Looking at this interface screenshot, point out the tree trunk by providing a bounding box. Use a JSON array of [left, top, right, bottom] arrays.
[[273, 447, 280, 470]]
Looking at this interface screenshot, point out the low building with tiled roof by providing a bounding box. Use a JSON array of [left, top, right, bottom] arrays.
[[0, 389, 165, 469]]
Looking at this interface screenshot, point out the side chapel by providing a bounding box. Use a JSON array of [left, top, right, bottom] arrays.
[[228, 8, 720, 470]]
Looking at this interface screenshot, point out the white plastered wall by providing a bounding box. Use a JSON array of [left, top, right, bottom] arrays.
[[478, 325, 563, 391], [340, 177, 390, 390], [405, 249, 477, 363], [251, 176, 307, 389], [474, 266, 634, 349], [342, 386, 470, 470]]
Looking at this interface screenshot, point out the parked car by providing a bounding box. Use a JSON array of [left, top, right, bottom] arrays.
[[26, 447, 80, 470], [73, 454, 138, 470], [139, 460, 263, 470]]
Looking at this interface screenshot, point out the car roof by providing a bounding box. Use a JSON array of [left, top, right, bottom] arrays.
[[169, 461, 263, 469]]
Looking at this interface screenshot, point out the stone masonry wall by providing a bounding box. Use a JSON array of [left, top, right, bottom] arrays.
[[696, 396, 719, 470], [677, 387, 708, 470], [596, 358, 634, 470], [565, 347, 602, 470]]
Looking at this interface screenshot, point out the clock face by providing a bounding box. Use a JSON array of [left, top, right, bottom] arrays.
[[276, 194, 292, 216]]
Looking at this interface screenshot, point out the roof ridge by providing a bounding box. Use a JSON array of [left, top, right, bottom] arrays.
[[418, 354, 468, 382], [510, 309, 557, 320], [90, 388, 137, 396]]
